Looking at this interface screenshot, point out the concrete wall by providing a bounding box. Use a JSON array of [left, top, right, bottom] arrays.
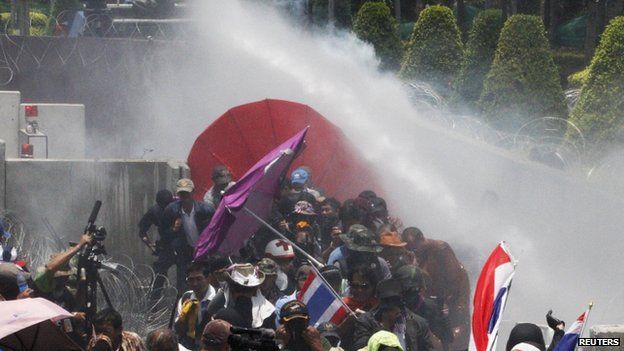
[[0, 140, 5, 210], [4, 158, 187, 263], [18, 103, 86, 159], [0, 91, 20, 158]]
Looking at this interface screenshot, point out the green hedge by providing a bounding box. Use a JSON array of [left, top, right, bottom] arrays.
[[399, 5, 463, 91], [552, 48, 586, 88], [353, 2, 403, 71], [567, 16, 624, 150], [478, 15, 567, 131], [453, 9, 503, 109]]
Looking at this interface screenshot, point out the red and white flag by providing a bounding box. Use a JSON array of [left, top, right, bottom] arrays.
[[469, 242, 516, 351]]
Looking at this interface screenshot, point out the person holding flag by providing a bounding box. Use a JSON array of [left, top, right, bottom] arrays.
[[551, 306, 592, 351]]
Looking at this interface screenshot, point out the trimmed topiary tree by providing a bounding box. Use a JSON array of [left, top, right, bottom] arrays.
[[453, 9, 503, 109], [353, 2, 403, 71], [567, 16, 624, 150], [312, 0, 352, 28], [478, 14, 567, 131], [399, 5, 464, 91]]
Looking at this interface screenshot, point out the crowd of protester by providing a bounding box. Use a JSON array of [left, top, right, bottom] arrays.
[[3, 164, 541, 351]]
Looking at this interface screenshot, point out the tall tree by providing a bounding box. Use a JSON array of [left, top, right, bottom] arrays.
[[478, 15, 567, 131], [454, 9, 504, 109], [399, 5, 463, 91], [353, 1, 403, 71], [568, 16, 624, 152]]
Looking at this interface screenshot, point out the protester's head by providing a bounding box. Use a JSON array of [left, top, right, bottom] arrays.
[[339, 199, 368, 230], [155, 189, 174, 209], [257, 258, 279, 294], [506, 323, 546, 351], [186, 261, 210, 298], [319, 265, 342, 294], [146, 328, 179, 351], [176, 178, 195, 204], [88, 335, 114, 351], [317, 322, 341, 347], [340, 224, 381, 254], [394, 265, 426, 310], [93, 308, 123, 347], [265, 239, 295, 273], [226, 263, 265, 297], [291, 168, 309, 190], [376, 279, 404, 325], [379, 231, 407, 270], [280, 300, 310, 337], [207, 255, 231, 285], [365, 330, 404, 351], [402, 227, 425, 250], [201, 319, 231, 351], [320, 198, 340, 219], [212, 165, 233, 186], [347, 264, 378, 304], [295, 264, 313, 290]]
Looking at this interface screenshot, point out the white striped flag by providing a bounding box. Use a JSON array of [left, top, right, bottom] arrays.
[[552, 309, 590, 351], [297, 269, 349, 326], [469, 242, 516, 351]]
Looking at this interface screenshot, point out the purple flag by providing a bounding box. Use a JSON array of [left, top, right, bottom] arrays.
[[194, 128, 308, 259]]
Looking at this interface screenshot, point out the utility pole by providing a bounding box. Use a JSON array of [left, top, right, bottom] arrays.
[[11, 0, 30, 36]]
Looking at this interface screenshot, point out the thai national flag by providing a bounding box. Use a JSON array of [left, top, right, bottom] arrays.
[[552, 310, 589, 351], [469, 242, 516, 351], [297, 269, 349, 326]]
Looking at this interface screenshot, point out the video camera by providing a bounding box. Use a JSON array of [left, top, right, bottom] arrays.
[[228, 326, 279, 351], [83, 201, 107, 255]]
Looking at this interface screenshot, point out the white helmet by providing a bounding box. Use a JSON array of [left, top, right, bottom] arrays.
[[265, 239, 295, 259]]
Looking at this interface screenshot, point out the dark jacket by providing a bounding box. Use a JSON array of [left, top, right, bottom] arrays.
[[162, 200, 215, 248], [547, 330, 564, 351], [352, 306, 435, 351], [138, 204, 170, 242]]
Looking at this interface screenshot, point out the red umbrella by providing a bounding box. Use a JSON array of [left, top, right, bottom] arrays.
[[188, 99, 382, 201]]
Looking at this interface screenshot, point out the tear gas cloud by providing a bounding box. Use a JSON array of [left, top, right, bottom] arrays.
[[132, 0, 624, 335]]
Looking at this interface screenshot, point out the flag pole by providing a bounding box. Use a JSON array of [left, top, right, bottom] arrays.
[[574, 302, 594, 351], [242, 206, 324, 268]]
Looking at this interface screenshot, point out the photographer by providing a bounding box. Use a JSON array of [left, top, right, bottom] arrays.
[[163, 179, 215, 289], [276, 300, 324, 351], [33, 232, 93, 309]]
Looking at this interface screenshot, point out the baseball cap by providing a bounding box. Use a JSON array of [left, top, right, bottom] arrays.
[[176, 178, 195, 193], [339, 224, 381, 253], [291, 168, 309, 185], [293, 201, 316, 216], [280, 300, 309, 323], [379, 231, 407, 248], [265, 239, 295, 259], [201, 319, 232, 347]]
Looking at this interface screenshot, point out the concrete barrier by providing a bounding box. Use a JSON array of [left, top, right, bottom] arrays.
[[0, 91, 20, 158], [4, 158, 187, 263]]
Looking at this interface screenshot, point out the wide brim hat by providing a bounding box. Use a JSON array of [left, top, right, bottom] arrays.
[[226, 263, 265, 288], [340, 224, 381, 253]]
